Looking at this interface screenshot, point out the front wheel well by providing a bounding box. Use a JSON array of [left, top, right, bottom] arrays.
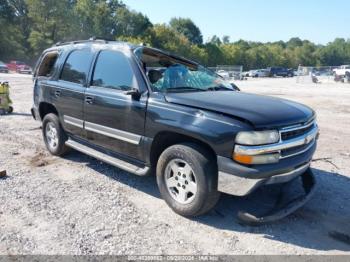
[[39, 102, 58, 120], [150, 131, 217, 169]]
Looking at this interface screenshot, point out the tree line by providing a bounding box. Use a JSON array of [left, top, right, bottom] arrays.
[[1, 0, 350, 69]]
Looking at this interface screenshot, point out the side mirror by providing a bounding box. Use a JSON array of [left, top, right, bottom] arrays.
[[231, 83, 240, 91], [124, 87, 141, 99]]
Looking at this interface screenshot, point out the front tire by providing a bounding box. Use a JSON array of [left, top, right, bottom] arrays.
[[42, 113, 69, 156], [156, 143, 220, 217]]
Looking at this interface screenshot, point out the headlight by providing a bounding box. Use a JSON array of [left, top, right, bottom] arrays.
[[235, 130, 280, 145]]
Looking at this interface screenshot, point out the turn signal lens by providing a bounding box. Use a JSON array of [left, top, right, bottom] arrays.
[[233, 154, 253, 164], [233, 153, 280, 165]]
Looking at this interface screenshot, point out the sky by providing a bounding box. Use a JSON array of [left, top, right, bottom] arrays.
[[122, 0, 350, 44]]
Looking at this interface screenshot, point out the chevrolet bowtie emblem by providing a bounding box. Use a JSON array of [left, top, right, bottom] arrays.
[[304, 134, 313, 144]]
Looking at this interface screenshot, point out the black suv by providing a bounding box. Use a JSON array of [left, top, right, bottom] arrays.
[[32, 40, 319, 223], [267, 67, 293, 77]]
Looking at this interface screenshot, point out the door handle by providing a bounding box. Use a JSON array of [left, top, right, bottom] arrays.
[[85, 96, 94, 104], [54, 90, 61, 97]]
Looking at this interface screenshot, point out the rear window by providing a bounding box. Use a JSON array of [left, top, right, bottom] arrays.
[[37, 52, 59, 77], [60, 49, 93, 85]]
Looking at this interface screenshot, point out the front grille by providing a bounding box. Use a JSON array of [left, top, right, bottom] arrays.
[[281, 121, 315, 141], [281, 143, 311, 158], [277, 119, 317, 159]]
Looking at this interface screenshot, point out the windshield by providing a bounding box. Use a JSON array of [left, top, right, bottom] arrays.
[[135, 47, 234, 93]]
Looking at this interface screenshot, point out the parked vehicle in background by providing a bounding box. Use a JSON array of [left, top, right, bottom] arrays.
[[217, 70, 230, 79], [293, 69, 300, 76], [333, 65, 350, 77], [17, 65, 32, 74], [251, 69, 269, 78], [287, 68, 295, 77], [242, 71, 250, 77], [31, 39, 319, 223], [267, 67, 293, 77], [0, 61, 9, 73], [6, 61, 25, 71], [346, 71, 350, 83], [6, 60, 32, 74], [248, 70, 256, 77]]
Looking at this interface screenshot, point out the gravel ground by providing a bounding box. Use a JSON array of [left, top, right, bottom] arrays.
[[0, 73, 349, 255]]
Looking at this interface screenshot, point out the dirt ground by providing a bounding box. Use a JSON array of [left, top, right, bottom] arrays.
[[0, 73, 349, 255]]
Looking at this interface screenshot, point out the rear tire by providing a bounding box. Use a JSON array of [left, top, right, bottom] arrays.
[[42, 113, 69, 156], [156, 143, 220, 217]]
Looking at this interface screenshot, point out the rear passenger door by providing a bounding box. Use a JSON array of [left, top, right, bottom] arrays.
[[83, 49, 147, 159], [54, 49, 94, 137]]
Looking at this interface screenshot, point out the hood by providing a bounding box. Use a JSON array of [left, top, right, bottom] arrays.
[[165, 91, 314, 129]]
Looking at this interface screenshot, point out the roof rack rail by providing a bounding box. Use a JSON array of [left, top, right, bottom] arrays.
[[55, 37, 114, 47]]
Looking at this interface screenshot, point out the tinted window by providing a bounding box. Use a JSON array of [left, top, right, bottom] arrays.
[[92, 50, 134, 91], [60, 49, 93, 84]]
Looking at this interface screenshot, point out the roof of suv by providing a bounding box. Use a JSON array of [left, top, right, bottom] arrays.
[[45, 39, 138, 52], [43, 38, 199, 67]]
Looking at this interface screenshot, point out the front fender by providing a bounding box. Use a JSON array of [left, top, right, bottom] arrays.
[[145, 97, 251, 158]]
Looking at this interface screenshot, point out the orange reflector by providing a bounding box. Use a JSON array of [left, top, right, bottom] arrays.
[[233, 153, 253, 164]]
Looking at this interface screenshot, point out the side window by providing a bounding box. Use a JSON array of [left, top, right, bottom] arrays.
[[92, 50, 134, 91], [37, 52, 59, 77], [60, 49, 93, 85]]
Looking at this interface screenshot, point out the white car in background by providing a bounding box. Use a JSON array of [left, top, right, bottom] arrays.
[[333, 65, 350, 77], [249, 69, 269, 77], [242, 71, 250, 77], [217, 70, 230, 79]]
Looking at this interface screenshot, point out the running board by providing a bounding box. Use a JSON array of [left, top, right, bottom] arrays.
[[65, 139, 150, 176]]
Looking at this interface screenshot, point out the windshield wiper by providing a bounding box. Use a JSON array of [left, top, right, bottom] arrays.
[[165, 87, 206, 93], [207, 86, 234, 91]]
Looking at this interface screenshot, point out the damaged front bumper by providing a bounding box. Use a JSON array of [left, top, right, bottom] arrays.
[[216, 126, 318, 224], [237, 168, 316, 225], [218, 161, 311, 196], [217, 140, 317, 197]]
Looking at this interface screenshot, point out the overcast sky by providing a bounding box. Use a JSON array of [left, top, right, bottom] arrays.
[[123, 0, 350, 44]]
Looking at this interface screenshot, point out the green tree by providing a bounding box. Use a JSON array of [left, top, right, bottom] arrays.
[[169, 17, 203, 45], [74, 0, 152, 39], [316, 38, 350, 66], [286, 37, 303, 49], [150, 24, 192, 56], [222, 35, 230, 44], [26, 0, 76, 56], [209, 35, 222, 46], [2, 0, 350, 69], [114, 7, 152, 38], [0, 0, 28, 61]]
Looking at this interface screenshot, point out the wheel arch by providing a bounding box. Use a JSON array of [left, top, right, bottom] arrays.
[[149, 131, 217, 170], [39, 102, 58, 120]]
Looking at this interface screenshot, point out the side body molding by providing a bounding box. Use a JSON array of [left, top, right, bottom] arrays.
[[63, 115, 142, 145]]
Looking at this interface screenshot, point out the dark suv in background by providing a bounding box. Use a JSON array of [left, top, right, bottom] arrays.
[[267, 67, 293, 77], [31, 39, 318, 223]]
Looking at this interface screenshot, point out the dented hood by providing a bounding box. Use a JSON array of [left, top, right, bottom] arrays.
[[165, 91, 314, 129]]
